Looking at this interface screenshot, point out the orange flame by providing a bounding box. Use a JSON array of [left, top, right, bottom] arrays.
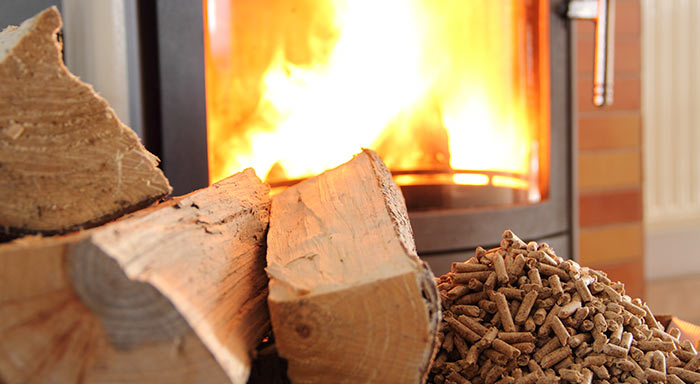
[[204, 0, 549, 200]]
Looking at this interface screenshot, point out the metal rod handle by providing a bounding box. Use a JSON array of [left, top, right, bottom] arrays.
[[568, 0, 616, 106], [603, 0, 615, 105]]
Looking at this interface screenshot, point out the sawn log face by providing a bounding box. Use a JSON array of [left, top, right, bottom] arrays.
[[0, 7, 171, 236], [0, 168, 271, 384], [266, 150, 440, 383]]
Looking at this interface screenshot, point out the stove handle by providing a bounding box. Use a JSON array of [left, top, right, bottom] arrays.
[[568, 0, 616, 106]]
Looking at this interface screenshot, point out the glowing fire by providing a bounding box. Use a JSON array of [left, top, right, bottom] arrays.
[[204, 0, 549, 199]]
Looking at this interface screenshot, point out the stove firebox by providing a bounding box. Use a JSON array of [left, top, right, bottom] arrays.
[[140, 0, 575, 274]]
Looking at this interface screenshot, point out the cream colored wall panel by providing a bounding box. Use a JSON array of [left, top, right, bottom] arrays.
[[642, 0, 700, 225], [643, 0, 700, 280]]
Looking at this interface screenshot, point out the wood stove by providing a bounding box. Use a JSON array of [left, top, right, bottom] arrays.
[[136, 0, 612, 274]]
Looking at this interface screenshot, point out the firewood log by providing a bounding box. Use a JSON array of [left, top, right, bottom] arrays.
[[266, 149, 441, 383], [0, 7, 171, 238], [0, 169, 270, 384]]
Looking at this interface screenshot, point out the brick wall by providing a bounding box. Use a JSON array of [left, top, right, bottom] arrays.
[[575, 0, 644, 298]]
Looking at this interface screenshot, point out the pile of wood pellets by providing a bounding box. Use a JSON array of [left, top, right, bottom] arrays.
[[430, 230, 700, 384]]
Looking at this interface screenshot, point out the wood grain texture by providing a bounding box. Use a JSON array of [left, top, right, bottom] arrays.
[[0, 7, 171, 236], [0, 169, 271, 383], [266, 149, 441, 383]]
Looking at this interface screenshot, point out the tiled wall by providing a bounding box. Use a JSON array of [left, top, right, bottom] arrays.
[[575, 0, 644, 298]]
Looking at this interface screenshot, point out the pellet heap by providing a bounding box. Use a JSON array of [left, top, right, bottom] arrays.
[[430, 230, 700, 384]]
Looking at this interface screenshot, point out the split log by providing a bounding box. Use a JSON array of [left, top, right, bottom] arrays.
[[266, 149, 441, 383], [0, 7, 171, 238], [0, 169, 270, 383]]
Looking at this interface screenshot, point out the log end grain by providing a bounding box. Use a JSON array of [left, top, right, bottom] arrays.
[[267, 150, 440, 383], [0, 169, 270, 384], [0, 235, 231, 384], [0, 7, 171, 237]]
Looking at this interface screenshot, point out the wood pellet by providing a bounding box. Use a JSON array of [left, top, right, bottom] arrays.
[[430, 229, 700, 384]]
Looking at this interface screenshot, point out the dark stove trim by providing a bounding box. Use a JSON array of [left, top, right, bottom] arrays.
[[142, 0, 209, 195], [144, 0, 576, 259]]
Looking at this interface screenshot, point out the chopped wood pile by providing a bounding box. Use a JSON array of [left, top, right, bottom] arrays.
[[0, 7, 272, 384], [431, 230, 700, 384], [0, 10, 443, 381]]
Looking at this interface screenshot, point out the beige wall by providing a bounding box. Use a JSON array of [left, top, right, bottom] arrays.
[[642, 0, 700, 280]]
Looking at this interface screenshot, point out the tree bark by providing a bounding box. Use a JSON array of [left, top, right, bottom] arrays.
[[0, 7, 171, 238], [0, 169, 270, 384], [266, 149, 441, 383]]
